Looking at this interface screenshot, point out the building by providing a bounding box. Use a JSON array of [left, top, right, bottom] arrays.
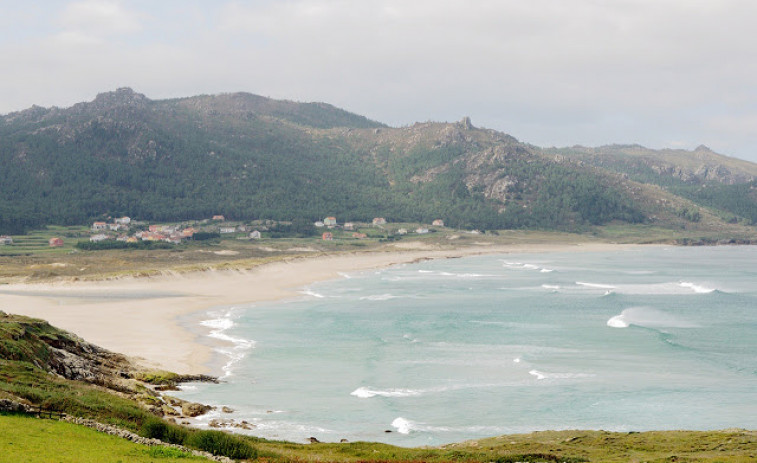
[[397, 228, 408, 235], [114, 216, 131, 225], [322, 232, 333, 241], [372, 217, 387, 225], [324, 217, 337, 227], [49, 237, 64, 247], [343, 222, 355, 231], [352, 232, 367, 239], [415, 227, 429, 234], [212, 215, 225, 221], [92, 221, 107, 231], [249, 230, 262, 239], [0, 236, 12, 245], [89, 234, 110, 242], [314, 221, 325, 228], [432, 219, 444, 227], [219, 226, 236, 234]]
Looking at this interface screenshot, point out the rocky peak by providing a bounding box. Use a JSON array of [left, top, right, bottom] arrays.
[[91, 87, 149, 109]]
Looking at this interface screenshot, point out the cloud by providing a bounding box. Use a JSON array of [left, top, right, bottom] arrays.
[[59, 0, 144, 37]]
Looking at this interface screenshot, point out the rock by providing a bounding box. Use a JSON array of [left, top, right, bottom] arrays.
[[309, 437, 320, 443], [181, 402, 212, 417], [221, 406, 234, 413], [340, 438, 349, 443]]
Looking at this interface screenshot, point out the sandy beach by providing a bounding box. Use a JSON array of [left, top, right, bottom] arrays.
[[0, 242, 634, 374]]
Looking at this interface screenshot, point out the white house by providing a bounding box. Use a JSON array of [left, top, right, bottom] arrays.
[[92, 222, 107, 231], [324, 217, 337, 227], [250, 230, 262, 239], [397, 228, 408, 235], [89, 234, 110, 242], [0, 236, 12, 245], [219, 226, 236, 234], [314, 221, 325, 228], [415, 227, 429, 234], [343, 222, 355, 231], [114, 217, 131, 225], [432, 219, 444, 227], [372, 217, 387, 225]]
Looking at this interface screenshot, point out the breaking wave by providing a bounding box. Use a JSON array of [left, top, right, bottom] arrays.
[[200, 308, 256, 378], [607, 306, 699, 329]]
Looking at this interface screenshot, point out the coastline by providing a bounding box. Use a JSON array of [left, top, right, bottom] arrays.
[[0, 241, 643, 374]]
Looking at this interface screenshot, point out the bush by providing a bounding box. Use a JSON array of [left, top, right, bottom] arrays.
[[188, 430, 257, 460]]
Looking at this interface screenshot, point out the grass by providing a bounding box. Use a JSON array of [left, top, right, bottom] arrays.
[[0, 413, 207, 462]]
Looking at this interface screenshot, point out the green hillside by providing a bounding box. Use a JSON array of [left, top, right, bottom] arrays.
[[2, 88, 757, 238]]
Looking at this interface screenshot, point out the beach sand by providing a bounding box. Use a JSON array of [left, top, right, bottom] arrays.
[[0, 242, 633, 374]]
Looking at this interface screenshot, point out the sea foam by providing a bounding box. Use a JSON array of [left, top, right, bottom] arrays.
[[606, 306, 698, 329], [351, 387, 423, 398], [200, 308, 256, 378]]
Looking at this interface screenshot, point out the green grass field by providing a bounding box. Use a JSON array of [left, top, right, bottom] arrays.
[[0, 414, 207, 463]]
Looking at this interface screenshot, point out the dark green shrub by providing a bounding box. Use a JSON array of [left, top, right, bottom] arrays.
[[188, 430, 257, 460]]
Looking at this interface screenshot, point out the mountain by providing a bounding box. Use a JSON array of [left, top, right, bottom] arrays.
[[1, 88, 757, 237]]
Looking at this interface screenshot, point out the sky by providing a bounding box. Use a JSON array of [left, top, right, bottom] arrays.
[[2, 0, 756, 161]]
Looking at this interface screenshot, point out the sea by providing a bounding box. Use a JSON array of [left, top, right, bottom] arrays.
[[174, 245, 757, 446]]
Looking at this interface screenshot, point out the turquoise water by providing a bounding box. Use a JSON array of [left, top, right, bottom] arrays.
[[175, 246, 757, 446]]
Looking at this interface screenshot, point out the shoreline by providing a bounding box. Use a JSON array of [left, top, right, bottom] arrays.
[[0, 242, 644, 374]]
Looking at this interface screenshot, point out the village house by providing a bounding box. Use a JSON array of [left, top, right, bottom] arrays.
[[114, 216, 131, 225], [212, 215, 225, 221], [324, 217, 337, 227], [148, 225, 161, 232], [432, 219, 445, 227], [322, 232, 333, 241], [48, 237, 64, 247], [343, 222, 354, 231], [116, 235, 129, 242], [0, 236, 12, 245], [249, 230, 262, 239], [108, 223, 121, 231], [314, 221, 325, 228], [89, 234, 110, 242], [181, 227, 196, 238], [92, 221, 107, 231], [126, 236, 139, 243], [372, 217, 387, 225], [415, 227, 429, 234], [219, 226, 236, 234], [397, 228, 408, 235]]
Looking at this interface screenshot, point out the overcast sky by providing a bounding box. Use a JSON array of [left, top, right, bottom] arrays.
[[2, 1, 756, 161]]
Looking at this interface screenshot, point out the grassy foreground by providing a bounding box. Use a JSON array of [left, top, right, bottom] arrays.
[[0, 413, 206, 463]]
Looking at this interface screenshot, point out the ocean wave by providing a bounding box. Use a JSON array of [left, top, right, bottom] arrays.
[[360, 293, 401, 301], [503, 261, 551, 272], [529, 369, 595, 381], [200, 308, 256, 378], [300, 288, 326, 298], [417, 270, 496, 278], [679, 282, 716, 294], [606, 306, 699, 329], [351, 387, 423, 398], [541, 284, 560, 290], [576, 281, 616, 289], [391, 417, 415, 434]]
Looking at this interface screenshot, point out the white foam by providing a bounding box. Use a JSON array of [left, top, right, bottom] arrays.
[[541, 284, 560, 290], [513, 357, 521, 363], [540, 268, 554, 273], [606, 315, 629, 328], [200, 308, 256, 378], [391, 417, 415, 434], [360, 293, 399, 301], [337, 272, 352, 279], [576, 281, 616, 289], [529, 369, 594, 380], [529, 370, 547, 380], [300, 288, 325, 298], [607, 306, 698, 329], [350, 387, 423, 398], [679, 282, 716, 294]]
